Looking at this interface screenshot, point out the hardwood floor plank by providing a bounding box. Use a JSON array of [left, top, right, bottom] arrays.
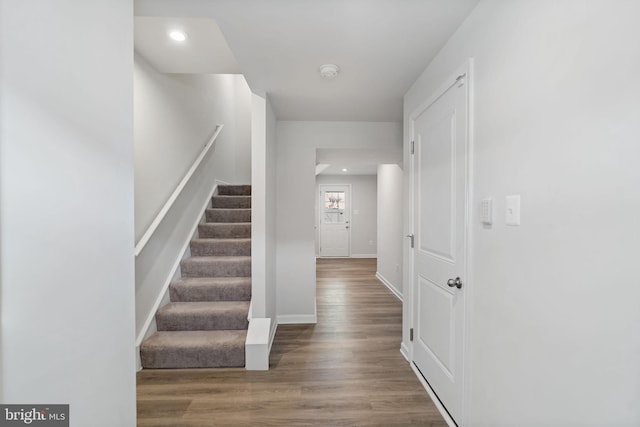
[[137, 258, 445, 426]]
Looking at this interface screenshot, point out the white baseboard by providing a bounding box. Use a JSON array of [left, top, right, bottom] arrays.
[[410, 362, 458, 427], [135, 183, 218, 351], [400, 342, 410, 362], [268, 320, 278, 352], [351, 254, 377, 258], [277, 314, 317, 324], [376, 272, 403, 301]]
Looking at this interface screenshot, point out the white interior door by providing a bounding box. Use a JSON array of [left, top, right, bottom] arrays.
[[411, 73, 468, 423], [319, 185, 350, 257]]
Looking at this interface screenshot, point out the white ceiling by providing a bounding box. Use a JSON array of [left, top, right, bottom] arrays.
[[316, 148, 402, 176], [135, 17, 241, 74], [134, 0, 480, 121]]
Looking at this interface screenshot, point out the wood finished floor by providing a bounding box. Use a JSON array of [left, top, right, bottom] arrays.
[[137, 258, 446, 426]]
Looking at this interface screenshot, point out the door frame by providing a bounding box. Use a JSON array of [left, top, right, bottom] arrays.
[[317, 183, 352, 257], [405, 59, 474, 426]]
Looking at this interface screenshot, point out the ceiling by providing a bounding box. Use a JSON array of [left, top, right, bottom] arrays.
[[134, 0, 479, 122], [316, 148, 402, 176], [135, 17, 241, 74]]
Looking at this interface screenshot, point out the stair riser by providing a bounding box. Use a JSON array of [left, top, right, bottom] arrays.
[[141, 346, 244, 369], [217, 185, 251, 196], [170, 284, 251, 302], [157, 312, 249, 331], [190, 240, 251, 256], [211, 196, 251, 209], [205, 209, 251, 223], [181, 259, 251, 278], [198, 223, 251, 238]]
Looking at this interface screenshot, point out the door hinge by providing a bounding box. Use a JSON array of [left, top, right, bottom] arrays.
[[411, 140, 415, 155], [406, 233, 414, 249], [410, 328, 414, 342]]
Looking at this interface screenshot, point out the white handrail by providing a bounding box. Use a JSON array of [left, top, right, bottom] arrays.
[[134, 124, 224, 257]]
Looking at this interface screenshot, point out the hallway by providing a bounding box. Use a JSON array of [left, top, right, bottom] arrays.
[[137, 258, 446, 426]]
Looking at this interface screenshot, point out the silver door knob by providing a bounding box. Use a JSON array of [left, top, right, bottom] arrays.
[[447, 277, 462, 289]]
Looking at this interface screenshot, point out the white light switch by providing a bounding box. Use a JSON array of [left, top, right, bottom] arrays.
[[505, 195, 521, 226]]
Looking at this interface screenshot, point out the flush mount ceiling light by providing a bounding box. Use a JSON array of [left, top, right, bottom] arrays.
[[342, 168, 348, 172], [168, 30, 188, 42], [319, 64, 340, 78]]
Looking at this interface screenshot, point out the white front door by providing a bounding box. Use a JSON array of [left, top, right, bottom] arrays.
[[319, 185, 350, 257], [411, 71, 469, 423]]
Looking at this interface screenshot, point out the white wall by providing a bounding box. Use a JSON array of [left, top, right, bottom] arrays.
[[316, 175, 378, 257], [134, 54, 251, 241], [134, 55, 252, 341], [251, 93, 277, 326], [235, 80, 253, 184], [276, 121, 401, 322], [403, 1, 640, 425], [265, 97, 278, 323], [0, 1, 136, 425], [376, 164, 404, 296]]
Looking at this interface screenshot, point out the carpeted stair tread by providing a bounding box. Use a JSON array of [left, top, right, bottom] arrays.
[[170, 277, 251, 302], [218, 185, 251, 196], [190, 239, 251, 256], [190, 238, 251, 256], [156, 301, 250, 331], [211, 195, 251, 209], [205, 208, 251, 223], [181, 256, 251, 278], [141, 184, 252, 369], [140, 330, 246, 369], [198, 223, 251, 238]]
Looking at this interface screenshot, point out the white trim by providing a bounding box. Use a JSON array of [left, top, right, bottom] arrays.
[[376, 272, 403, 301], [268, 320, 278, 352], [135, 183, 218, 348], [277, 314, 317, 324], [461, 58, 475, 427], [135, 124, 223, 257], [411, 362, 458, 427], [136, 346, 142, 372], [350, 254, 377, 259], [400, 343, 410, 362], [407, 58, 474, 427]]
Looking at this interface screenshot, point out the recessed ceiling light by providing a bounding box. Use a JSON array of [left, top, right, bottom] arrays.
[[320, 64, 340, 78], [169, 30, 188, 42], [342, 168, 348, 172]]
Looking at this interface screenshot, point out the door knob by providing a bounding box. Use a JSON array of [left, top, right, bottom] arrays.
[[447, 277, 462, 289]]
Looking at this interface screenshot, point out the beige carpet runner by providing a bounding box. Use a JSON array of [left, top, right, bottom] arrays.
[[140, 185, 251, 368]]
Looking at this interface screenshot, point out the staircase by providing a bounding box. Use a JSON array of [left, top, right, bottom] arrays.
[[140, 185, 252, 368]]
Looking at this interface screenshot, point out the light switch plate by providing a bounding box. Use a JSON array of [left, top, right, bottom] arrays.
[[505, 195, 521, 226], [481, 198, 493, 225]]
